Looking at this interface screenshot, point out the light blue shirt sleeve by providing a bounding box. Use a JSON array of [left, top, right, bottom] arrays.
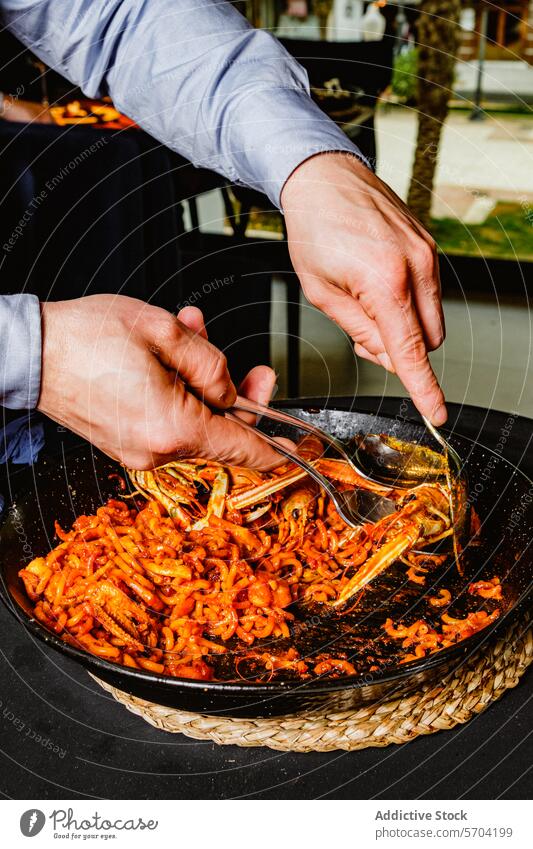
[[0, 294, 41, 409], [1, 0, 366, 206], [0, 0, 367, 410]]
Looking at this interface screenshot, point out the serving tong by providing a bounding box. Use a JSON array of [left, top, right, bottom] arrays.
[[226, 398, 464, 533]]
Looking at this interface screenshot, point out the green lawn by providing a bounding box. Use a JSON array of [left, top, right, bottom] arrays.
[[432, 203, 533, 261]]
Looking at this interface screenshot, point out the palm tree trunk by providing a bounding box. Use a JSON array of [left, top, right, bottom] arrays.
[[313, 0, 334, 40], [407, 0, 461, 230]]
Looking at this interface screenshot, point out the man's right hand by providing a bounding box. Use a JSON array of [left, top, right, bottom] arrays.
[[281, 152, 447, 426], [38, 295, 283, 470]]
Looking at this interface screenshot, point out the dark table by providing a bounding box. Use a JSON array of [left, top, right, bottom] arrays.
[[1, 397, 531, 800], [0, 120, 184, 303]]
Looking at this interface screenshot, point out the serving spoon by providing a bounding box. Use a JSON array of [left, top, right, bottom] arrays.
[[231, 397, 461, 484], [225, 397, 464, 530], [224, 406, 395, 528]]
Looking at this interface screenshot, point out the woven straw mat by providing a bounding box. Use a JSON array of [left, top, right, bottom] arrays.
[[91, 612, 532, 753]]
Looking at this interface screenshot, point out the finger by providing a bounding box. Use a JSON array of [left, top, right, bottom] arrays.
[[235, 366, 297, 457], [407, 241, 446, 351], [354, 343, 394, 372], [239, 365, 277, 405], [354, 344, 381, 367], [153, 318, 237, 409], [177, 306, 208, 340], [304, 278, 397, 371], [234, 365, 277, 425], [370, 287, 447, 425], [153, 384, 285, 470], [304, 278, 385, 357], [305, 280, 395, 370]]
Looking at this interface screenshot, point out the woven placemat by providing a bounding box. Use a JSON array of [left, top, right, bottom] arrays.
[[92, 615, 532, 752]]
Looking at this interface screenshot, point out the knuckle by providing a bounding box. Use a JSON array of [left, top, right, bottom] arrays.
[[397, 330, 427, 363], [419, 240, 436, 270], [142, 415, 196, 459], [383, 272, 410, 305], [381, 254, 409, 285], [354, 291, 377, 322], [154, 314, 181, 350], [160, 310, 179, 335], [208, 349, 229, 385], [426, 236, 437, 256], [351, 324, 379, 351], [408, 239, 436, 278], [151, 432, 197, 459]]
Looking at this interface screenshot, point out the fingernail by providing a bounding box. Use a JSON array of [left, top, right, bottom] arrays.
[[432, 403, 447, 426], [219, 382, 236, 407]]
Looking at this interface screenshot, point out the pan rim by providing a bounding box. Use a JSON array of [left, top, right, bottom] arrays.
[[1, 581, 529, 698]]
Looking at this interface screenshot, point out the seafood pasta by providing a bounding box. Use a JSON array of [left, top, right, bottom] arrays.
[[19, 436, 501, 682]]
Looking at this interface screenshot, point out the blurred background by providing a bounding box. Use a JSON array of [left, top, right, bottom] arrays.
[[1, 1, 532, 416]]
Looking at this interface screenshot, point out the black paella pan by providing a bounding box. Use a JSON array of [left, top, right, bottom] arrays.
[[1, 401, 532, 718]]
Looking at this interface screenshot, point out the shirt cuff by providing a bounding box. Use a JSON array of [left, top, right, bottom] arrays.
[[220, 87, 371, 209], [0, 294, 42, 410]]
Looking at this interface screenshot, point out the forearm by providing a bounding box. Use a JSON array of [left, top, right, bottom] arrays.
[[0, 294, 41, 409], [1, 0, 365, 206]]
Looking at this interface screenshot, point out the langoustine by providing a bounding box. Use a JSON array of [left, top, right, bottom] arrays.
[[18, 434, 486, 682]]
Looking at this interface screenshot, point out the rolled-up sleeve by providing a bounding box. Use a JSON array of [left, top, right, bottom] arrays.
[[1, 0, 366, 207], [0, 294, 41, 409]]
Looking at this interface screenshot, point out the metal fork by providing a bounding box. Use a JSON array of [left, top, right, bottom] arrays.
[[233, 397, 462, 489], [226, 397, 465, 532], [224, 400, 393, 528]]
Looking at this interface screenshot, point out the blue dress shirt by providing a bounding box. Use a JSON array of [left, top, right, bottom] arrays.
[[0, 0, 364, 409]]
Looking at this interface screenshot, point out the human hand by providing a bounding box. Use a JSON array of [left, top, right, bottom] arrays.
[[38, 295, 283, 470], [1, 96, 53, 124], [281, 152, 447, 426]]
